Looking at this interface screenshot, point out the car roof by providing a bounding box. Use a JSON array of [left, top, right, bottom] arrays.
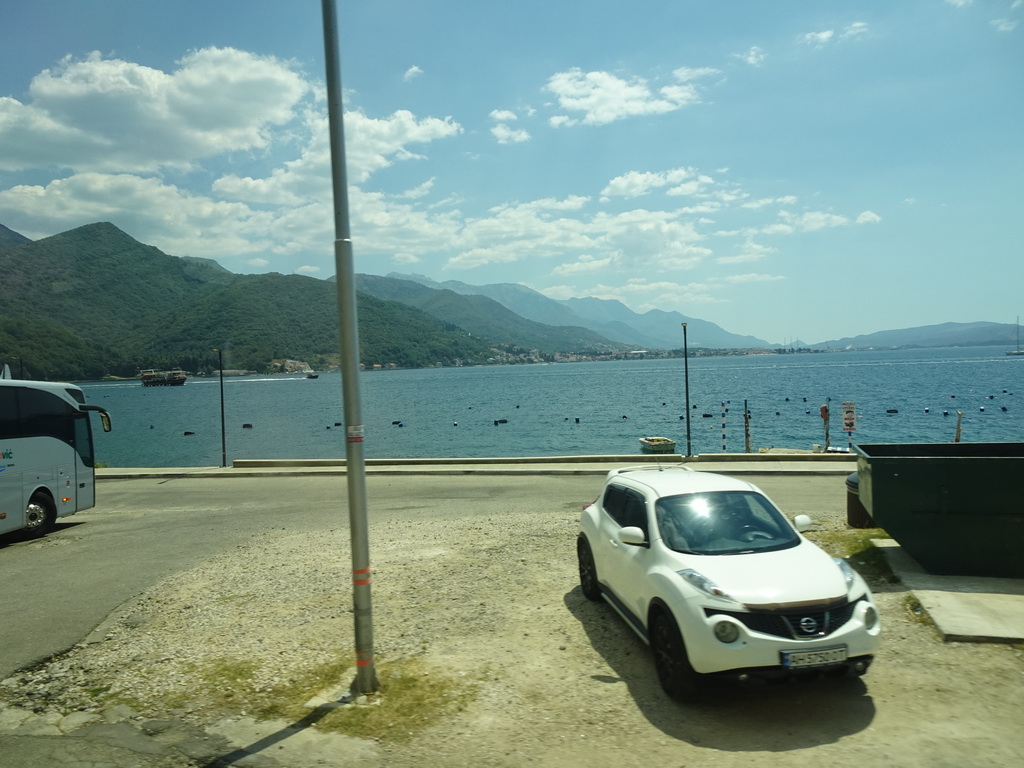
[[604, 465, 760, 498]]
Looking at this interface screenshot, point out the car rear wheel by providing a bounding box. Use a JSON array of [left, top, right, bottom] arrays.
[[650, 611, 701, 699], [24, 493, 56, 538], [577, 535, 602, 601]]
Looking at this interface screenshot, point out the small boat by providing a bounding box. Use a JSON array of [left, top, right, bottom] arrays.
[[139, 369, 187, 387], [306, 373, 319, 379], [639, 436, 677, 454]]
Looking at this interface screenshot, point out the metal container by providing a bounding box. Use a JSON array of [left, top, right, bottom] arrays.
[[854, 443, 1024, 578]]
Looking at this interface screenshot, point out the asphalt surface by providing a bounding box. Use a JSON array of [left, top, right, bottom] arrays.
[[1, 455, 1021, 767]]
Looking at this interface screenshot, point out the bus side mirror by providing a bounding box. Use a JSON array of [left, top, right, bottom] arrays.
[[82, 404, 112, 432]]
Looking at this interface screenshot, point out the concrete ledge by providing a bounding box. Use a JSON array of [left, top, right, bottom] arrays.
[[230, 452, 856, 469]]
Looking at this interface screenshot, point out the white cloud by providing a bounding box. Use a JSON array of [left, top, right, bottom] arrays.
[[734, 46, 766, 67], [600, 168, 697, 199], [403, 65, 423, 82], [545, 66, 718, 126], [842, 22, 870, 39], [0, 48, 309, 173], [856, 210, 881, 224], [777, 210, 850, 232], [489, 109, 518, 122], [295, 265, 320, 274], [716, 240, 777, 264], [0, 172, 273, 258], [741, 195, 798, 209], [991, 18, 1018, 31], [802, 30, 835, 47], [491, 123, 530, 144]]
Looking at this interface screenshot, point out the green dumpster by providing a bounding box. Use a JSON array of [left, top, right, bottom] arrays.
[[854, 442, 1024, 578]]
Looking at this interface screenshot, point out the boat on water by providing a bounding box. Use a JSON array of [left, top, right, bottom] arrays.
[[139, 369, 188, 387], [639, 436, 677, 454], [306, 373, 319, 379]]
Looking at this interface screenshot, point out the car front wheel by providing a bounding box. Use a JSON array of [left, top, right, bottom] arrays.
[[577, 535, 602, 601], [650, 610, 701, 699]]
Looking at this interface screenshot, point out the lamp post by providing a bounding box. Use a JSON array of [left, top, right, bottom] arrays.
[[323, 0, 378, 695], [212, 348, 226, 468], [681, 323, 691, 457]]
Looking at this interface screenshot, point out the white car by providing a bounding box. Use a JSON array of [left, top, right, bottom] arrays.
[[577, 465, 880, 697]]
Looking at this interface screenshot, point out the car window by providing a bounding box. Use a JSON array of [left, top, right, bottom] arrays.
[[655, 490, 799, 555], [602, 485, 649, 537]]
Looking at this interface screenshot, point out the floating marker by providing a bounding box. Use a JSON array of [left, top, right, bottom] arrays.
[[242, 423, 253, 429], [183, 431, 194, 436]]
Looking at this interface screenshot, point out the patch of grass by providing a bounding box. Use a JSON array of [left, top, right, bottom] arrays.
[[804, 527, 898, 588], [135, 654, 479, 744], [903, 595, 934, 626]]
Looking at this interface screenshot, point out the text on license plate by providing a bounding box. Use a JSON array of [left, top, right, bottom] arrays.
[[781, 645, 848, 668]]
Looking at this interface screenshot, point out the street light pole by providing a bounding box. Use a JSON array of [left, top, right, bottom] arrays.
[[681, 323, 691, 457], [213, 348, 226, 468], [322, 0, 378, 695]]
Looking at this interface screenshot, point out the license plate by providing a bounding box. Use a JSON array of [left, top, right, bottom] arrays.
[[781, 645, 848, 668]]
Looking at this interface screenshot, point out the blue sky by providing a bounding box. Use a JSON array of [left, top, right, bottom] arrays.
[[1, 0, 1020, 344]]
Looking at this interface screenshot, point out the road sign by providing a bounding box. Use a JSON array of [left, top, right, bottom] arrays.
[[842, 401, 857, 431]]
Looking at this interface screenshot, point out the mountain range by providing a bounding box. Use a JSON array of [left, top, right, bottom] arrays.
[[0, 221, 1018, 381]]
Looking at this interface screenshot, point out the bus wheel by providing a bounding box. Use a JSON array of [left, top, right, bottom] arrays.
[[24, 494, 56, 538]]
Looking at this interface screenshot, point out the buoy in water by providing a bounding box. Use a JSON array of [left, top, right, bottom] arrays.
[[886, 409, 899, 414], [242, 423, 252, 429], [183, 431, 194, 436]]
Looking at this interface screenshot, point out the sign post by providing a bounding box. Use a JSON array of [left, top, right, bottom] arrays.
[[842, 401, 857, 452]]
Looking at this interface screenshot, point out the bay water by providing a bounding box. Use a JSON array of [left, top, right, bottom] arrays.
[[82, 346, 1022, 467]]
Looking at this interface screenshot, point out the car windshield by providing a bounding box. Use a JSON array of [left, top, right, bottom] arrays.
[[654, 490, 800, 555]]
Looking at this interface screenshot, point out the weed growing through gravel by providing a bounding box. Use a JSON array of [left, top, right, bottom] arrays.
[[179, 655, 479, 743]]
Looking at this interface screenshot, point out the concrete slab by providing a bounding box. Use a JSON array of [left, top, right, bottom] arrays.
[[874, 538, 1024, 644]]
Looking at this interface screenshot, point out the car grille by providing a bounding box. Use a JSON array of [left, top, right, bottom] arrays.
[[706, 599, 861, 640]]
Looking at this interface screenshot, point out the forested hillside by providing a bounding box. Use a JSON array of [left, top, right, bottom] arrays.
[[0, 223, 502, 379]]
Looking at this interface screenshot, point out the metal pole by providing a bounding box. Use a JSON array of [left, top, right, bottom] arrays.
[[681, 323, 691, 456], [322, 0, 378, 695], [744, 399, 751, 454], [217, 348, 226, 468]]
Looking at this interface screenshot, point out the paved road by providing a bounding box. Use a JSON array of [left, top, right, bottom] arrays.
[[0, 472, 847, 680]]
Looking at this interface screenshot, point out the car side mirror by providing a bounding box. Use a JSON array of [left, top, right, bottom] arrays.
[[618, 526, 647, 546], [793, 514, 812, 532]]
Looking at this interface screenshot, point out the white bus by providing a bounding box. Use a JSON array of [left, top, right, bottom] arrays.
[[0, 379, 112, 538]]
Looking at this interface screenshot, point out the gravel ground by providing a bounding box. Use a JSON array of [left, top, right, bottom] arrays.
[[3, 488, 1024, 767]]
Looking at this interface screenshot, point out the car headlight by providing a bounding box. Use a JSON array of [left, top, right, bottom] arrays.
[[834, 557, 857, 589], [678, 569, 738, 604]]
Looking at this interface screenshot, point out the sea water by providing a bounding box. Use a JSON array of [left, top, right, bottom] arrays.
[[82, 346, 1022, 467]]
